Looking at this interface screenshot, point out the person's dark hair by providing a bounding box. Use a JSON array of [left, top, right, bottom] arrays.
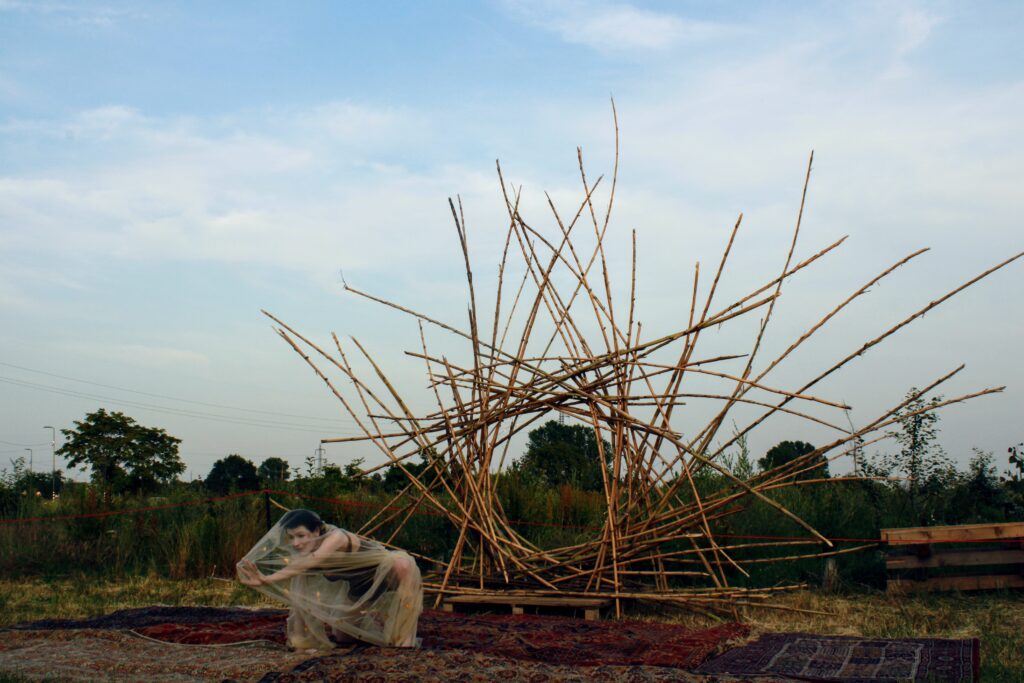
[[279, 509, 325, 534]]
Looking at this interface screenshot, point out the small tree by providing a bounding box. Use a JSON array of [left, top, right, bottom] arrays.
[[0, 457, 68, 516], [758, 440, 828, 480], [0, 457, 66, 497], [57, 409, 184, 495], [948, 449, 1008, 523], [258, 457, 291, 484], [867, 389, 956, 524], [206, 454, 260, 494], [1003, 442, 1024, 516], [723, 430, 756, 479], [1005, 442, 1024, 484]]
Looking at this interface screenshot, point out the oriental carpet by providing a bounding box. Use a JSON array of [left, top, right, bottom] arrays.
[[136, 609, 748, 669], [695, 633, 979, 682]]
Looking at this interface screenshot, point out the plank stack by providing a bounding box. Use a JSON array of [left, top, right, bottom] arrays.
[[884, 522, 1024, 593]]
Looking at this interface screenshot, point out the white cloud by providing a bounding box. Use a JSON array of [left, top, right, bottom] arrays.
[[0, 5, 1021, 464], [882, 7, 944, 80], [0, 103, 509, 285], [292, 102, 422, 146], [502, 0, 736, 51], [0, 0, 132, 27]]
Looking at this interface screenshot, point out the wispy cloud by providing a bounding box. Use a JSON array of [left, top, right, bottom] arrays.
[[502, 0, 736, 51], [883, 7, 944, 80], [0, 1, 1019, 468], [0, 0, 132, 27], [0, 102, 506, 285]]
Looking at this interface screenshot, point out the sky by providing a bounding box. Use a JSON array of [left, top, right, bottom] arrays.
[[0, 0, 1021, 483]]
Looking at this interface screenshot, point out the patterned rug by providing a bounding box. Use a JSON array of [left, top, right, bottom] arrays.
[[129, 607, 748, 669], [420, 610, 749, 668], [0, 628, 311, 682], [1, 618, 779, 682], [10, 605, 287, 631], [695, 633, 980, 682], [252, 647, 754, 682], [137, 612, 288, 645]]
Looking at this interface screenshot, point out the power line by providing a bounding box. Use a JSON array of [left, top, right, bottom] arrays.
[[0, 376, 362, 436], [0, 361, 355, 426], [181, 451, 335, 459], [0, 438, 50, 447]]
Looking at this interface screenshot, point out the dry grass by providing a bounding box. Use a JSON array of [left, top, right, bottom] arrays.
[[0, 575, 275, 627], [1, 577, 1021, 680]]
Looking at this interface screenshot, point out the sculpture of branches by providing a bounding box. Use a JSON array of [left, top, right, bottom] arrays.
[[264, 107, 1021, 617]]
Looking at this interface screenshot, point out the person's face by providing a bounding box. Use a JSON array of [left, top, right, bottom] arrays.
[[286, 525, 320, 554]]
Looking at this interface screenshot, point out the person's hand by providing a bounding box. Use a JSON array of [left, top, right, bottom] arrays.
[[237, 560, 266, 587]]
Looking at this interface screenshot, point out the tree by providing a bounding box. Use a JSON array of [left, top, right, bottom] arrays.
[[206, 454, 259, 494], [867, 389, 956, 524], [758, 440, 829, 480], [1003, 442, 1024, 516], [258, 457, 291, 484], [57, 409, 184, 494], [724, 431, 756, 480], [948, 449, 1008, 523], [513, 420, 612, 492], [1005, 442, 1024, 485], [380, 450, 434, 493], [0, 457, 68, 515]]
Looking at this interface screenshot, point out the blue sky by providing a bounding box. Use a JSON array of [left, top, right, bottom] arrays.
[[1, 1, 1021, 480]]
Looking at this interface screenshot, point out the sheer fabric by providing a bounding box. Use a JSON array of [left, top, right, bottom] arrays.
[[238, 521, 422, 649]]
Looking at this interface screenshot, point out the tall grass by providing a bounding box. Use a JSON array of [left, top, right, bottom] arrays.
[[0, 469, 1017, 589]]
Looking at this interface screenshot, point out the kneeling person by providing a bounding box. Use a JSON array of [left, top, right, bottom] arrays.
[[237, 509, 422, 649]]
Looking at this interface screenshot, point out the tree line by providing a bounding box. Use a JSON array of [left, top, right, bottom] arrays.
[[4, 396, 1023, 532]]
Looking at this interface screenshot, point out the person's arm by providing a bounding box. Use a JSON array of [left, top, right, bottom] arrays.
[[241, 530, 360, 586]]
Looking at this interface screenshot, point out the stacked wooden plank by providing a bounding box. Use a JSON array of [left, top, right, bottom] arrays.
[[442, 594, 610, 620], [883, 522, 1024, 592]]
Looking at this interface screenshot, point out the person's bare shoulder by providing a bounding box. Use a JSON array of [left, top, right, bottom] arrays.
[[314, 528, 359, 556]]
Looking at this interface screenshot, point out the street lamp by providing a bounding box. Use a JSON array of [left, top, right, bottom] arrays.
[[43, 426, 57, 498]]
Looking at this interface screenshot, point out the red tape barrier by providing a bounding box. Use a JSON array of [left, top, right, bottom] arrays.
[[2, 488, 1016, 545]]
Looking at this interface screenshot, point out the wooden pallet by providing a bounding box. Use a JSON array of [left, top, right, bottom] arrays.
[[882, 522, 1024, 593], [441, 594, 611, 620]]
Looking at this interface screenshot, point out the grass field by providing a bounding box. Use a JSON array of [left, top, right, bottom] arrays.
[[1, 577, 1021, 681]]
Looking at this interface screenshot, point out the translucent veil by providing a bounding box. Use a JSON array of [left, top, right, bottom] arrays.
[[237, 517, 423, 649]]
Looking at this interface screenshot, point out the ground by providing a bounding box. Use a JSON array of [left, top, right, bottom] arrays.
[[0, 577, 1021, 681]]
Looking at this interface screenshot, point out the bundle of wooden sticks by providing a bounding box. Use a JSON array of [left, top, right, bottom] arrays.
[[265, 112, 1020, 617]]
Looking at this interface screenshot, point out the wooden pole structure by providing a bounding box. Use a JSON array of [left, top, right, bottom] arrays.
[[263, 112, 1021, 615]]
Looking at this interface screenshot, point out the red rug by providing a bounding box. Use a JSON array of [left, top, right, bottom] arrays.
[[137, 613, 287, 645], [129, 607, 747, 669], [421, 610, 748, 668]]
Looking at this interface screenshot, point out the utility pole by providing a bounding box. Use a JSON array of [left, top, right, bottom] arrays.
[[315, 443, 326, 475], [24, 448, 33, 476], [43, 425, 57, 498]]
